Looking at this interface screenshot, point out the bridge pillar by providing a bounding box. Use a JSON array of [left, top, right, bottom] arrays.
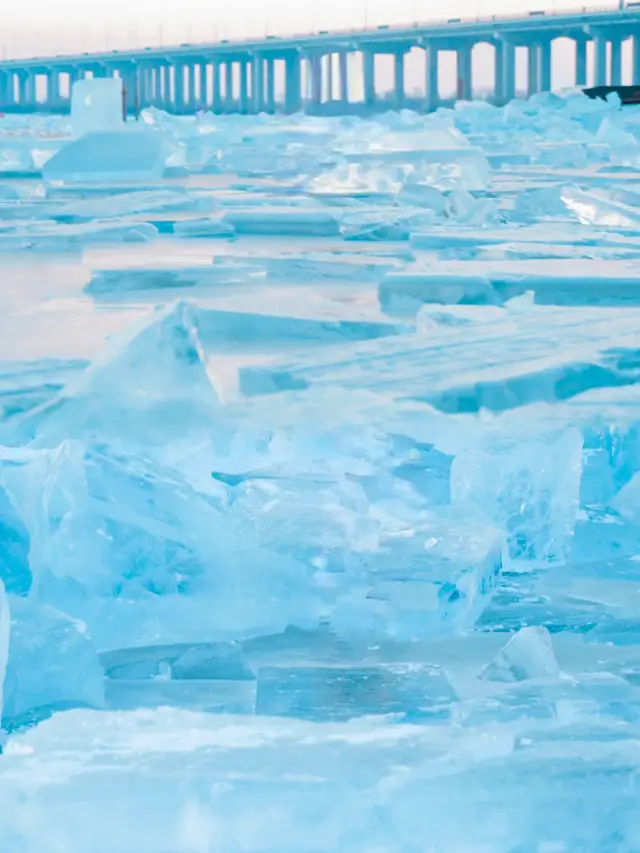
[[240, 60, 250, 113], [610, 38, 622, 86], [494, 42, 504, 103], [339, 51, 349, 104], [633, 35, 640, 85], [502, 42, 516, 102], [527, 44, 539, 97], [285, 52, 302, 113], [0, 71, 10, 109], [309, 55, 322, 105], [252, 55, 264, 112], [159, 66, 169, 110], [325, 53, 334, 101], [198, 63, 208, 108], [46, 69, 61, 110], [363, 51, 375, 107], [425, 44, 439, 112], [540, 41, 551, 92], [575, 39, 587, 86], [594, 34, 607, 86], [457, 43, 472, 101], [266, 58, 276, 113], [225, 61, 234, 111], [172, 63, 185, 113], [212, 62, 222, 112], [187, 64, 198, 111], [394, 51, 405, 109]]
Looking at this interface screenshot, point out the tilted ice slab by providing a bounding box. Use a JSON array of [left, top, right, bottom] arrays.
[[85, 264, 266, 294], [212, 252, 402, 282], [0, 358, 88, 422], [1, 707, 639, 853], [379, 258, 640, 313], [43, 129, 168, 184], [0, 219, 158, 252], [239, 305, 640, 413], [221, 208, 342, 236], [6, 301, 219, 452], [51, 188, 215, 221]]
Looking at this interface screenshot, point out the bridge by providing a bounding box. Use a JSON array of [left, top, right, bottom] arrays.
[[1, 4, 640, 115]]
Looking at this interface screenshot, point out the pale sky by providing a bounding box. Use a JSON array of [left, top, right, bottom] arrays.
[[0, 0, 617, 58]]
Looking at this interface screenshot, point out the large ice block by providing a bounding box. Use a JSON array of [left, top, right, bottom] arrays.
[[1, 597, 105, 731], [43, 130, 167, 184], [480, 626, 561, 683], [70, 77, 124, 137]]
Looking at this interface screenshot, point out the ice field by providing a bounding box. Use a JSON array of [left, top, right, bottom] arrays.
[[3, 86, 640, 851]]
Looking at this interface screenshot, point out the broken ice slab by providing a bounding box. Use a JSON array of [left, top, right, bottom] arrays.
[[1, 596, 105, 732], [212, 252, 401, 282], [8, 301, 220, 450], [0, 358, 88, 422], [409, 225, 640, 253], [101, 641, 254, 681], [451, 428, 583, 568], [85, 264, 265, 294], [172, 217, 236, 238], [379, 258, 640, 313], [197, 309, 406, 351], [51, 188, 216, 222], [220, 208, 341, 236], [255, 663, 456, 722], [42, 129, 168, 184], [0, 219, 158, 253], [238, 305, 640, 413], [105, 678, 257, 714], [0, 442, 317, 647]]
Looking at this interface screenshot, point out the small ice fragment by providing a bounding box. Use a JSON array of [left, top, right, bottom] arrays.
[[70, 77, 124, 137], [479, 626, 561, 683], [2, 597, 105, 731]]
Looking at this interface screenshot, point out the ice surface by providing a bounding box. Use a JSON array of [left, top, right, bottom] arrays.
[[70, 77, 124, 138], [1, 596, 105, 731], [43, 130, 167, 183], [0, 581, 8, 721], [6, 92, 640, 851]]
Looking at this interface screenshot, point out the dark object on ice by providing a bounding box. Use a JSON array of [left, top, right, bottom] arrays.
[[583, 85, 640, 105]]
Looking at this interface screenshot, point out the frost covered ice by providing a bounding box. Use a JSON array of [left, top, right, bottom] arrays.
[[3, 89, 640, 851]]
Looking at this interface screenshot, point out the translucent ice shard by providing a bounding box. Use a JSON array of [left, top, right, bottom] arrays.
[[85, 264, 264, 294], [451, 428, 583, 568], [70, 77, 124, 137], [479, 626, 561, 683], [43, 130, 167, 184], [221, 208, 341, 237], [0, 442, 316, 649], [2, 597, 105, 731], [13, 301, 219, 453]]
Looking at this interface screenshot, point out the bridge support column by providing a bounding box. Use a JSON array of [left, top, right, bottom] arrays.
[[252, 55, 264, 112], [502, 42, 515, 102], [198, 63, 208, 108], [240, 61, 250, 113], [187, 64, 197, 111], [610, 38, 622, 86], [0, 71, 10, 110], [527, 44, 539, 97], [325, 53, 334, 101], [339, 51, 349, 104], [394, 51, 405, 109], [633, 35, 640, 85], [575, 39, 587, 86], [212, 62, 222, 112], [285, 52, 302, 113], [540, 41, 551, 92], [309, 55, 322, 105], [46, 69, 61, 110], [266, 59, 276, 113], [225, 61, 234, 111], [363, 51, 375, 107], [457, 43, 472, 101], [425, 44, 438, 112], [594, 34, 607, 86], [160, 66, 170, 110]]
